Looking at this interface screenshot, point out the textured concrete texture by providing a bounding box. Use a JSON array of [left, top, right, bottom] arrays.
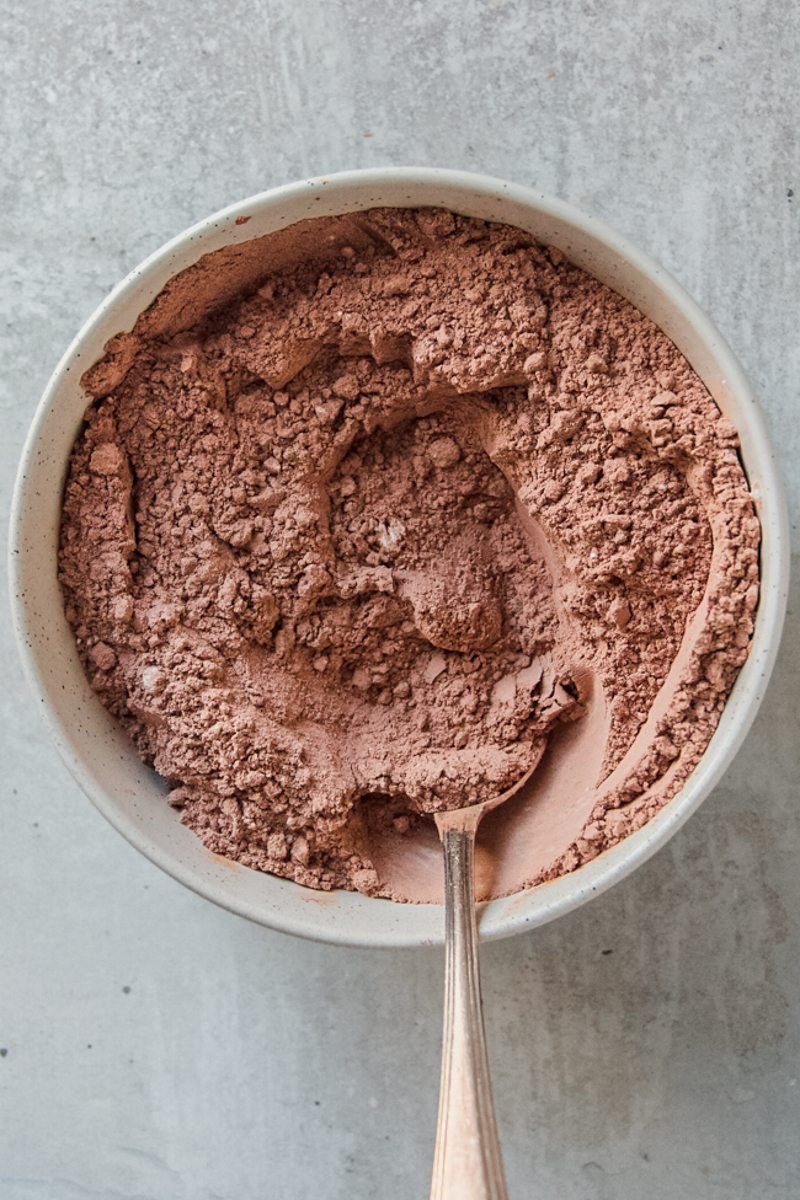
[[1, 0, 799, 1197]]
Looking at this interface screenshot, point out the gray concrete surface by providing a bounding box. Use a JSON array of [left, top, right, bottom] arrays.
[[1, 0, 798, 1196]]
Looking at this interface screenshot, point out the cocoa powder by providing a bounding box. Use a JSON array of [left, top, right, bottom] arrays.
[[59, 208, 760, 899]]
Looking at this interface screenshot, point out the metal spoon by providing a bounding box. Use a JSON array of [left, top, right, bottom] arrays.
[[429, 763, 539, 1200]]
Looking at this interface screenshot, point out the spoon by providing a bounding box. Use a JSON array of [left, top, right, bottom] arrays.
[[429, 761, 539, 1200]]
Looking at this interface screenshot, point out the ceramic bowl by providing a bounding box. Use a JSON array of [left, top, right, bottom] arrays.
[[9, 168, 790, 947]]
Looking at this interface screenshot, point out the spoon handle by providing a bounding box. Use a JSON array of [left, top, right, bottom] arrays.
[[430, 822, 508, 1200]]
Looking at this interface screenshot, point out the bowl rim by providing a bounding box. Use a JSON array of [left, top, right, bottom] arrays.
[[9, 167, 791, 948]]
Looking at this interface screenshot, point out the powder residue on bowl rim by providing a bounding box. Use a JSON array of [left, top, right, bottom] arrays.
[[58, 207, 760, 901]]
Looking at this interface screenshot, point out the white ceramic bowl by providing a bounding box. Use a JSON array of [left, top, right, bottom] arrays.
[[9, 169, 789, 948]]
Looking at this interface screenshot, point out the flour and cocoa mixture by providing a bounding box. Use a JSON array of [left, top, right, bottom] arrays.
[[59, 208, 760, 900]]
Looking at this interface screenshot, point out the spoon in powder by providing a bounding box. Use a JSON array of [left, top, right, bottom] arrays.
[[429, 757, 541, 1200]]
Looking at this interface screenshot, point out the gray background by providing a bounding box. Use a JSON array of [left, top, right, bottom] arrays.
[[2, 0, 798, 1196]]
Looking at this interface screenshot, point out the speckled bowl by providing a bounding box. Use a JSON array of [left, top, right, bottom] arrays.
[[9, 169, 790, 947]]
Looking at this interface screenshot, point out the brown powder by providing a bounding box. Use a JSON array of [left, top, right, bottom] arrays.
[[59, 208, 760, 900]]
